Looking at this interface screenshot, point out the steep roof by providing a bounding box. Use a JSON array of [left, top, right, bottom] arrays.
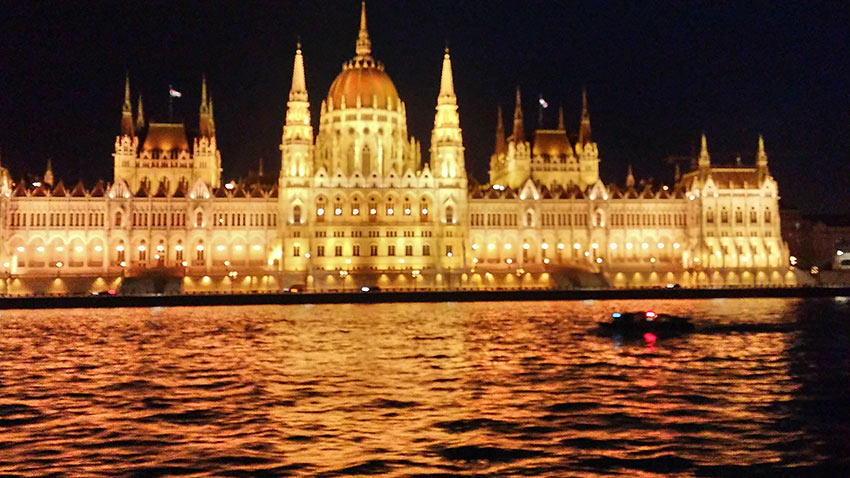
[[141, 123, 190, 152]]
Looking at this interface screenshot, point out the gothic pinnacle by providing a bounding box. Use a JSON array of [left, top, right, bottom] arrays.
[[289, 42, 308, 102], [513, 86, 524, 141], [355, 1, 372, 58], [438, 47, 455, 102]]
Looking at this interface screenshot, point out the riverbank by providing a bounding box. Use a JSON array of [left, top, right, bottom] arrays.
[[1, 286, 849, 309]]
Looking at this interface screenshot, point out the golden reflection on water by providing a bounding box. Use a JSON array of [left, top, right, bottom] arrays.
[[0, 298, 846, 476]]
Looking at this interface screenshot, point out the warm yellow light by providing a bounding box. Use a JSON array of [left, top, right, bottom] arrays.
[[473, 257, 479, 263], [94, 245, 103, 252], [404, 208, 411, 215], [541, 243, 549, 250], [596, 257, 603, 264], [626, 242, 633, 249], [557, 243, 565, 250], [642, 243, 649, 249], [574, 243, 581, 250], [217, 245, 225, 252], [157, 245, 165, 252], [673, 242, 680, 249], [584, 251, 590, 257], [116, 245, 124, 252], [472, 243, 479, 250], [267, 258, 274, 265], [523, 243, 530, 250], [543, 258, 550, 264], [154, 254, 160, 260], [421, 208, 428, 215], [345, 259, 351, 264], [56, 261, 63, 268], [504, 243, 511, 250], [370, 208, 377, 215], [120, 261, 127, 267], [650, 257, 656, 263], [252, 245, 261, 251], [506, 258, 513, 264], [387, 208, 394, 215], [353, 208, 360, 215], [176, 245, 183, 252], [610, 242, 617, 249], [334, 208, 342, 215], [657, 242, 664, 249], [138, 245, 146, 252], [446, 252, 453, 257], [317, 208, 324, 216], [197, 245, 205, 251], [75, 246, 83, 252], [56, 246, 64, 252], [16, 246, 24, 252], [224, 260, 230, 266], [182, 260, 188, 266], [592, 243, 599, 249]]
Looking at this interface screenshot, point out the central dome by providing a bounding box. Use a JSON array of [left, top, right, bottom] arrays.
[[328, 65, 399, 110], [326, 2, 400, 111]]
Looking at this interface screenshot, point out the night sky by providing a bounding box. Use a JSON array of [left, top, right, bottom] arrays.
[[1, 1, 848, 213]]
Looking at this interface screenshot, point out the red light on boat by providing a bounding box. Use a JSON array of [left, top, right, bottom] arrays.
[[643, 332, 657, 343], [107, 289, 116, 295]]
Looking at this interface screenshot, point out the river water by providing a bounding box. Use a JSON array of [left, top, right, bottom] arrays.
[[0, 298, 848, 476]]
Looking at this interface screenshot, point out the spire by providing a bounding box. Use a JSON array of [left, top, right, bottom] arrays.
[[626, 164, 635, 188], [557, 104, 565, 130], [698, 133, 711, 170], [577, 88, 591, 146], [136, 95, 145, 130], [289, 41, 308, 102], [757, 135, 769, 180], [200, 74, 209, 115], [512, 86, 524, 142], [121, 74, 134, 137], [438, 47, 455, 102], [494, 105, 505, 154], [355, 1, 372, 59], [258, 156, 265, 177], [44, 159, 54, 186]]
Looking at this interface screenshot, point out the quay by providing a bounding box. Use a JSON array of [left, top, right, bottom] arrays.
[[1, 286, 848, 310]]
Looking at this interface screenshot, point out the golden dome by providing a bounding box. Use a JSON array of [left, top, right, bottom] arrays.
[[327, 65, 399, 110]]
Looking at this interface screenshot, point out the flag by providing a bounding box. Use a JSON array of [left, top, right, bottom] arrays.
[[538, 96, 548, 108], [169, 86, 182, 98]]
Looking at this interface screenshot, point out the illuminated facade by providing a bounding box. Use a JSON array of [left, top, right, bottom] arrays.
[[0, 3, 794, 294]]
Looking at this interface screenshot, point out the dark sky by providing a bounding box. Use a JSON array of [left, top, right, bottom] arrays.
[[1, 1, 848, 213]]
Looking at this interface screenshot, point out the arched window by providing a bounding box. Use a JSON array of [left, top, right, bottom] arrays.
[[293, 205, 302, 224], [446, 206, 454, 224], [196, 211, 204, 227], [362, 145, 371, 166], [721, 208, 729, 224], [735, 208, 743, 224], [115, 211, 122, 227], [764, 208, 772, 223], [706, 208, 715, 224]]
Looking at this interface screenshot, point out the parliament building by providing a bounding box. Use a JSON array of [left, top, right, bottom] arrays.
[[0, 4, 795, 294]]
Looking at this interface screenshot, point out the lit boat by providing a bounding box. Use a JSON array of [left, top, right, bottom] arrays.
[[597, 310, 694, 339]]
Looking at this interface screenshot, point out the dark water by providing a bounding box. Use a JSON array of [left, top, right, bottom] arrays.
[[1, 298, 849, 477]]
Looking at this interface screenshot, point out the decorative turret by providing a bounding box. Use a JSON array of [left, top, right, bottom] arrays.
[[577, 88, 591, 147], [121, 75, 134, 137], [698, 133, 711, 173], [430, 47, 465, 180], [355, 1, 372, 61], [135, 94, 145, 131], [199, 75, 214, 138], [626, 164, 635, 188], [280, 42, 314, 181], [756, 135, 769, 183], [512, 86, 524, 142], [43, 159, 54, 187], [494, 105, 505, 155], [557, 104, 565, 130]]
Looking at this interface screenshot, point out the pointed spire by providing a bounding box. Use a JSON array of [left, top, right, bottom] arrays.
[[121, 74, 134, 137], [578, 88, 591, 146], [557, 104, 565, 130], [258, 157, 265, 177], [355, 1, 372, 59], [200, 74, 209, 115], [757, 135, 768, 178], [495, 105, 505, 154], [44, 159, 54, 186], [626, 164, 635, 188], [289, 41, 308, 102], [512, 86, 524, 142], [698, 133, 711, 170], [438, 46, 455, 101], [674, 162, 681, 181], [136, 95, 145, 130]]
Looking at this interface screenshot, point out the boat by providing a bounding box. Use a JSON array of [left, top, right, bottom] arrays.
[[596, 310, 695, 340]]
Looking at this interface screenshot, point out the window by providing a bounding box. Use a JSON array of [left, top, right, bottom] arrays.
[[370, 245, 378, 256], [388, 245, 396, 256], [446, 206, 454, 224], [706, 209, 715, 224], [293, 205, 302, 224], [405, 245, 413, 256], [316, 204, 325, 222], [735, 209, 743, 224], [317, 245, 325, 257], [196, 211, 203, 227], [445, 245, 453, 256], [422, 244, 430, 256], [196, 246, 205, 262], [526, 211, 533, 226], [721, 209, 729, 224], [386, 202, 395, 215], [764, 209, 772, 223], [115, 211, 122, 227], [293, 246, 300, 257], [353, 245, 360, 256], [750, 209, 758, 224], [334, 245, 343, 256]]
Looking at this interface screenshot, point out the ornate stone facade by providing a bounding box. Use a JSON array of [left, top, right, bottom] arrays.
[[0, 3, 795, 294]]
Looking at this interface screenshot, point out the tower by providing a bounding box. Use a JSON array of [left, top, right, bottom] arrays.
[[698, 133, 711, 175], [279, 42, 314, 184], [575, 88, 600, 187], [430, 47, 465, 181], [192, 75, 221, 189], [756, 135, 768, 183], [121, 74, 134, 138]]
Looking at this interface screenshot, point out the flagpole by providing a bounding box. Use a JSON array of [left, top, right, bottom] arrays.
[[168, 85, 174, 122]]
